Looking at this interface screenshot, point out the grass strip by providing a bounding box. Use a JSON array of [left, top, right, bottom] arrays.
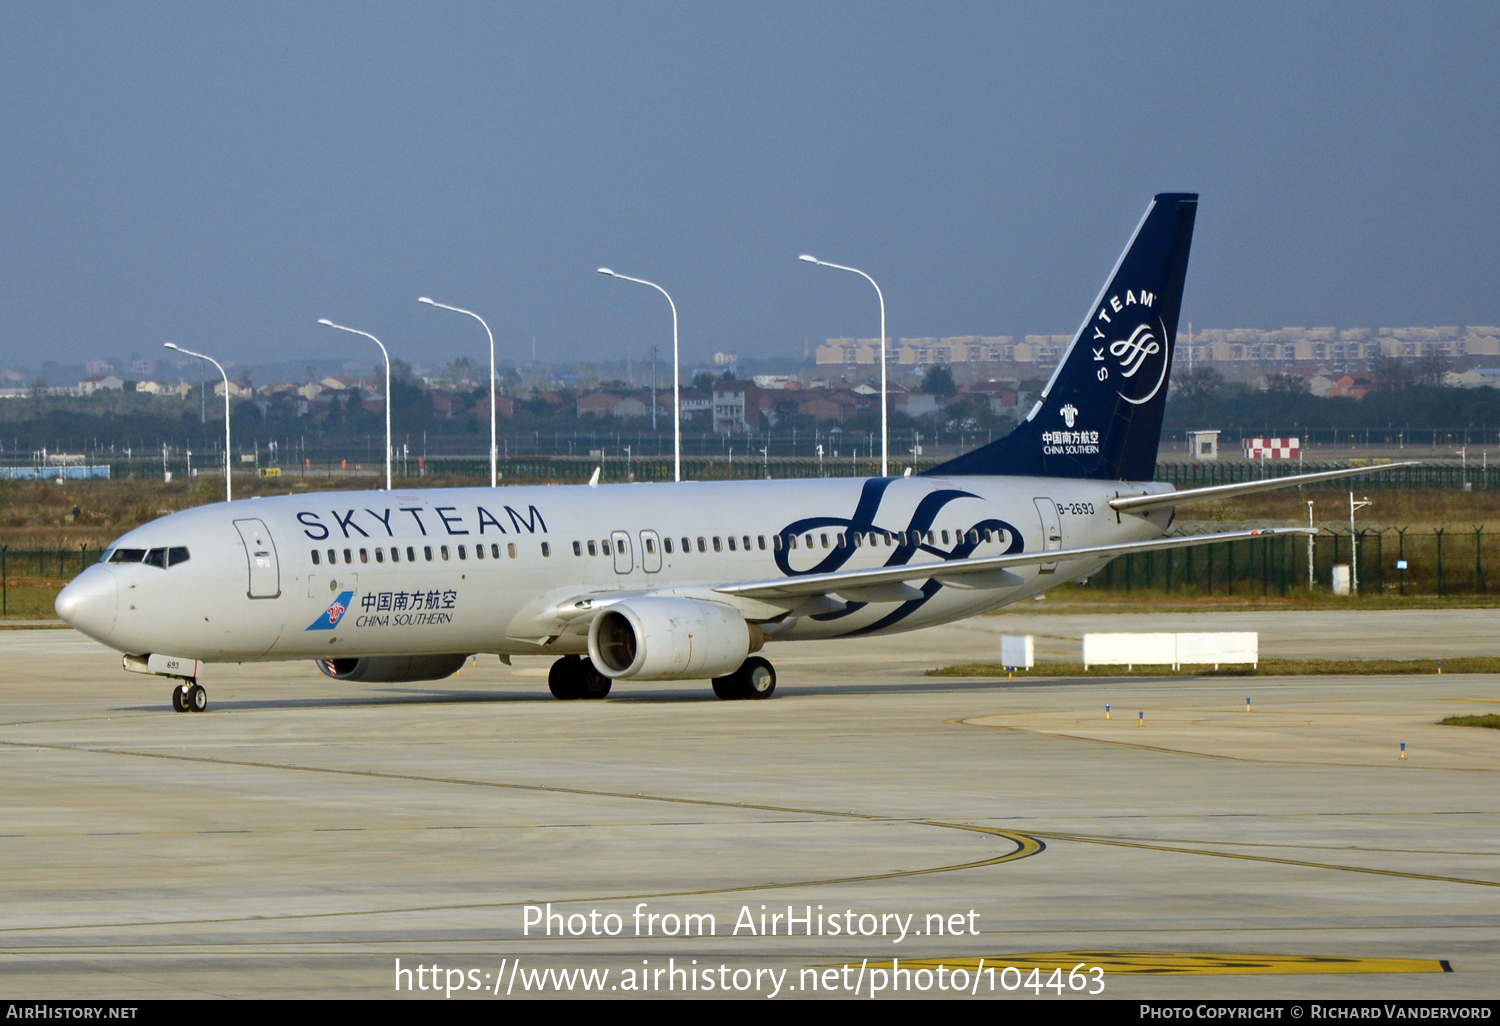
[[1440, 714, 1500, 729], [928, 657, 1500, 678]]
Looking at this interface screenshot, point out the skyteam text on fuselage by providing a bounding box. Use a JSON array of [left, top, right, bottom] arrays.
[[54, 194, 1407, 710]]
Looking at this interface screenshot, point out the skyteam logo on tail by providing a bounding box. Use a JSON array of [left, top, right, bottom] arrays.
[[307, 590, 355, 631], [1091, 289, 1169, 406]]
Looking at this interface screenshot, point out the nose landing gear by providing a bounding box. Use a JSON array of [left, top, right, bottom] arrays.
[[171, 682, 207, 713]]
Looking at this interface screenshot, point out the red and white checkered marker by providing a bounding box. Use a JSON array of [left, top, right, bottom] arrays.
[[1243, 437, 1301, 459]]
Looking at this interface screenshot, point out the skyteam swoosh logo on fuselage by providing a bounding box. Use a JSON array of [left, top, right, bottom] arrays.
[[775, 478, 1024, 634], [307, 590, 355, 631]]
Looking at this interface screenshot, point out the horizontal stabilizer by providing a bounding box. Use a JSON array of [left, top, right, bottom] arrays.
[[716, 527, 1310, 603], [1109, 462, 1419, 515]]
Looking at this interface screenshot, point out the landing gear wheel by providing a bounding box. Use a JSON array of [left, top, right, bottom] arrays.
[[577, 662, 613, 700], [741, 657, 776, 700], [548, 656, 583, 700], [186, 683, 207, 712], [171, 685, 188, 712], [712, 657, 777, 700]]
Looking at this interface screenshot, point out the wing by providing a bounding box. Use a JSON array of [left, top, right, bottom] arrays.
[[714, 526, 1311, 602], [1109, 462, 1417, 515]]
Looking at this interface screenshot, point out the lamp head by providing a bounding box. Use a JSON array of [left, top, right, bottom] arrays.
[[162, 342, 179, 351], [418, 297, 435, 305], [597, 268, 615, 276], [798, 254, 819, 264], [317, 318, 335, 327]]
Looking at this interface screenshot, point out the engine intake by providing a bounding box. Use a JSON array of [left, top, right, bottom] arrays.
[[588, 598, 751, 681], [316, 653, 470, 682]]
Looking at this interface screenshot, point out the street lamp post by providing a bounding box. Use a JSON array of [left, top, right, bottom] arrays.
[[317, 320, 392, 490], [799, 255, 888, 477], [418, 297, 498, 487], [598, 269, 681, 482], [163, 343, 232, 502]]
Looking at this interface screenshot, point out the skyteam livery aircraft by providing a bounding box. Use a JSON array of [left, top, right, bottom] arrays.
[[56, 194, 1402, 711]]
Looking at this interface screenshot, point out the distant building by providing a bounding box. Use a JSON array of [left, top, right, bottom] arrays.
[[78, 375, 124, 394], [85, 360, 114, 376], [712, 380, 775, 433]]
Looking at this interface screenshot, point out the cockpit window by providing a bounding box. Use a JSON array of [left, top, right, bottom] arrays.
[[122, 546, 190, 569]]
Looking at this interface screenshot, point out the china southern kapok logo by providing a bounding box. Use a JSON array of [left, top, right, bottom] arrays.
[[307, 590, 355, 631], [1089, 287, 1170, 406]]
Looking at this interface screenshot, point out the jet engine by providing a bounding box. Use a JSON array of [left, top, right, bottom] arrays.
[[316, 653, 470, 682], [588, 598, 754, 681]]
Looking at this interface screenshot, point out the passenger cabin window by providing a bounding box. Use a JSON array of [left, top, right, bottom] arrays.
[[774, 535, 783, 551], [725, 537, 734, 552], [713, 537, 722, 552], [492, 544, 501, 558], [941, 530, 949, 544], [311, 550, 321, 565], [474, 544, 483, 559], [457, 545, 467, 560], [407, 547, 417, 562], [376, 548, 385, 563], [424, 546, 433, 561], [697, 537, 706, 553], [541, 542, 550, 557], [587, 540, 597, 556], [663, 538, 673, 554], [573, 541, 583, 556], [682, 537, 691, 552], [343, 549, 353, 564], [602, 540, 611, 556], [391, 547, 401, 563], [742, 535, 751, 550], [758, 536, 766, 551], [508, 543, 517, 558], [360, 548, 369, 563], [440, 545, 450, 560], [645, 538, 656, 554]]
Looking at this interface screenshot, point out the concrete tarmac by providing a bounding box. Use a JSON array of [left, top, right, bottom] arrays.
[[1, 609, 1497, 1000]]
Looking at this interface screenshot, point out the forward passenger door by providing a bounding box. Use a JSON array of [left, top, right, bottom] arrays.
[[233, 518, 281, 598]]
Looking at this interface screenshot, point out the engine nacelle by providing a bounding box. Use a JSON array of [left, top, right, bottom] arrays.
[[588, 598, 750, 681], [317, 653, 469, 682]]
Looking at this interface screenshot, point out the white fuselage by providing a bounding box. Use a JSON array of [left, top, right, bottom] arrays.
[[60, 474, 1174, 663]]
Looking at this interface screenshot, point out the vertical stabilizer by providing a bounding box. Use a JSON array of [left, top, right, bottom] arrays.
[[926, 193, 1197, 480]]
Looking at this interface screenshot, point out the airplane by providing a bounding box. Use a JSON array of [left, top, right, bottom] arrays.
[[55, 193, 1406, 711]]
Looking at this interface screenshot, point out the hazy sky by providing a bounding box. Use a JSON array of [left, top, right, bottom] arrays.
[[1, 2, 1497, 373]]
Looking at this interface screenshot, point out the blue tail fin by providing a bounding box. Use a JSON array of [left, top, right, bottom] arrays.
[[925, 193, 1197, 481]]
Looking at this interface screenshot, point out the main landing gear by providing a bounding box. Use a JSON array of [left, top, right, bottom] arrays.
[[548, 655, 613, 700], [712, 656, 776, 701], [171, 681, 207, 713]]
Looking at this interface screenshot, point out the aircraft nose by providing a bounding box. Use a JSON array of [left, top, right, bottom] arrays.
[[55, 567, 118, 640]]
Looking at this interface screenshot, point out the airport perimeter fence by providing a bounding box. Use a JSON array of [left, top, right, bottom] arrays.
[[24, 455, 1494, 487], [0, 544, 96, 615], [1088, 525, 1500, 597]]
